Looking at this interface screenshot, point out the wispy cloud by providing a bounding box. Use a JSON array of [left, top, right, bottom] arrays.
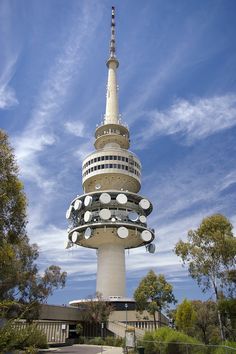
[[14, 1, 101, 190], [0, 57, 18, 109], [64, 121, 85, 138], [135, 94, 236, 147]]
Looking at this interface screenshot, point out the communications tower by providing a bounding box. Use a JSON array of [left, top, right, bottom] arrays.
[[66, 7, 155, 301]]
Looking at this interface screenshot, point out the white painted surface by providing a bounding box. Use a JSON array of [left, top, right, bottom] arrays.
[[97, 244, 125, 297], [105, 60, 119, 124]]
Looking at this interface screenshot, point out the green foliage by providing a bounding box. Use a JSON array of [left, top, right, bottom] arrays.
[[0, 321, 48, 351], [175, 214, 236, 340], [82, 336, 123, 347], [175, 214, 236, 297], [103, 336, 123, 347], [218, 298, 236, 341], [0, 130, 67, 317], [76, 322, 83, 335], [142, 327, 202, 354], [175, 299, 196, 336], [192, 300, 219, 344], [214, 341, 236, 354], [87, 336, 105, 345], [174, 299, 220, 344], [134, 270, 176, 329]]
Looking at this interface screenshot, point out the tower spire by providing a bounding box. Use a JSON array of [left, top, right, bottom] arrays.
[[104, 6, 120, 125], [109, 6, 117, 58]]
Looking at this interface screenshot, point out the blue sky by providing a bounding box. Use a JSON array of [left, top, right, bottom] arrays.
[[1, 0, 236, 306]]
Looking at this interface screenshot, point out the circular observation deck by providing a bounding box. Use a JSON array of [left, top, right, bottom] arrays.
[[82, 149, 141, 193], [65, 190, 155, 250], [94, 123, 130, 150]]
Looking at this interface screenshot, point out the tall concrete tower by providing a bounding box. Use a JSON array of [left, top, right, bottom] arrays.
[[66, 7, 155, 301]]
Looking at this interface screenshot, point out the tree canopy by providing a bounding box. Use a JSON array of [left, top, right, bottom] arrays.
[[174, 214, 236, 340], [0, 130, 67, 316], [133, 270, 176, 329]]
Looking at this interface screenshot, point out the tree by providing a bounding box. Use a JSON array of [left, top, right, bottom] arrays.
[[133, 270, 177, 329], [81, 292, 114, 324], [174, 214, 236, 340], [175, 299, 196, 337], [0, 130, 67, 316], [192, 300, 219, 344], [218, 298, 236, 341]]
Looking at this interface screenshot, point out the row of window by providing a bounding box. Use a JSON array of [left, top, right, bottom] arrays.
[[82, 164, 141, 177], [97, 128, 128, 135], [84, 155, 140, 169]]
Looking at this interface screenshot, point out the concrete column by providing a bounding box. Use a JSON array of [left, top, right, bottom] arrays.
[[105, 61, 119, 124], [96, 243, 125, 297]]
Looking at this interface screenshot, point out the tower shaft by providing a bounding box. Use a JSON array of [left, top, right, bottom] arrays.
[[105, 60, 119, 124], [97, 244, 125, 297]]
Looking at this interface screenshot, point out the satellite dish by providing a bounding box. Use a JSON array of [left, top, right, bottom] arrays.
[[95, 184, 101, 190], [139, 199, 150, 210], [74, 199, 82, 210], [116, 193, 128, 205], [66, 206, 73, 220], [99, 209, 111, 220], [77, 216, 81, 223], [128, 211, 139, 222], [84, 195, 93, 207], [84, 211, 92, 222], [141, 230, 152, 242], [117, 227, 129, 239], [64, 240, 73, 249], [71, 231, 79, 243], [148, 244, 156, 253], [99, 192, 111, 204], [111, 217, 116, 222], [84, 227, 92, 239], [139, 215, 147, 223]]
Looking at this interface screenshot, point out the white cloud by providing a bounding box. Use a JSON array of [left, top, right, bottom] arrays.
[[64, 121, 85, 137], [74, 141, 93, 161], [0, 57, 18, 109], [13, 2, 101, 191], [135, 94, 236, 146]]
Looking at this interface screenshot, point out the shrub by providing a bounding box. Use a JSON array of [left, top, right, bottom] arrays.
[[104, 336, 123, 347], [0, 322, 47, 351], [214, 341, 236, 354], [88, 337, 105, 345], [142, 327, 203, 354]]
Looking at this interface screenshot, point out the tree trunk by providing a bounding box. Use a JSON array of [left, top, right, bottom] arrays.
[[212, 279, 225, 341], [153, 311, 157, 330]]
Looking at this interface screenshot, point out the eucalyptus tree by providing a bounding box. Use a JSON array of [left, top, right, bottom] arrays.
[[175, 214, 236, 340]]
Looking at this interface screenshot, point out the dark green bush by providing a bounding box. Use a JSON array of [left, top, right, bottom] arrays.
[[0, 322, 48, 351], [87, 337, 105, 345], [142, 327, 203, 354], [214, 341, 236, 354], [104, 336, 123, 347]]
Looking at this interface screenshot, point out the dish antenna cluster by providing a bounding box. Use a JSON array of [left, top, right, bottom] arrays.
[[66, 7, 156, 300]]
